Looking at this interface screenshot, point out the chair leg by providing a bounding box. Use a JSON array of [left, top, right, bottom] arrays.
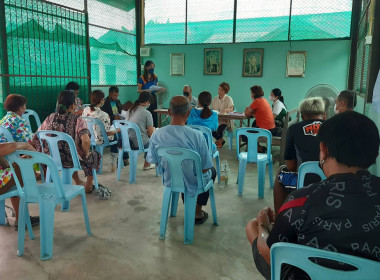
[[228, 132, 233, 150], [268, 159, 274, 188], [257, 161, 266, 199], [24, 206, 35, 240], [129, 152, 139, 184], [214, 155, 221, 183], [17, 198, 27, 257], [0, 200, 5, 225], [117, 149, 123, 181], [92, 169, 99, 189], [80, 193, 92, 236], [61, 169, 71, 212], [39, 198, 56, 260], [96, 146, 104, 174], [209, 187, 218, 225], [159, 188, 172, 240], [237, 158, 247, 196], [184, 194, 197, 245], [170, 192, 179, 217]]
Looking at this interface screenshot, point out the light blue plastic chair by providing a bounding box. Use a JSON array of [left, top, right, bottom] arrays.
[[236, 128, 273, 198], [156, 147, 218, 244], [188, 125, 221, 183], [83, 117, 118, 174], [113, 120, 147, 184], [297, 161, 327, 189], [22, 109, 41, 132], [37, 131, 99, 212], [0, 126, 15, 142], [270, 242, 380, 280], [83, 104, 90, 107], [6, 150, 92, 260], [227, 129, 233, 150]]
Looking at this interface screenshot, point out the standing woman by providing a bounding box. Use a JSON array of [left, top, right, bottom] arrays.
[[211, 82, 234, 148], [137, 60, 165, 127], [270, 88, 287, 129]]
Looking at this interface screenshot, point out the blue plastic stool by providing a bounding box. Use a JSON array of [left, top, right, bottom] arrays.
[[22, 109, 41, 132], [156, 147, 218, 244], [297, 161, 327, 189], [236, 128, 273, 198], [6, 150, 92, 260]]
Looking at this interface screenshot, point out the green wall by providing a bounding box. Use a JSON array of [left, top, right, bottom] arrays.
[[142, 40, 351, 112]]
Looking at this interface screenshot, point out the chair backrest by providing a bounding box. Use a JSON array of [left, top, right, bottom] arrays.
[[36, 130, 81, 173], [187, 125, 213, 156], [113, 120, 144, 152], [236, 128, 272, 162], [83, 104, 90, 108], [0, 127, 14, 142], [22, 109, 41, 132], [297, 161, 327, 189], [156, 147, 204, 193], [5, 150, 65, 199], [83, 116, 112, 146], [270, 242, 380, 280]]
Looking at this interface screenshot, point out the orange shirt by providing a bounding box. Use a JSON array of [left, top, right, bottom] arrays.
[[249, 97, 275, 130]]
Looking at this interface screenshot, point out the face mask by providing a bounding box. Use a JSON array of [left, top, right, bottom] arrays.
[[183, 92, 190, 97], [334, 104, 339, 114], [269, 96, 275, 102], [148, 68, 154, 74]]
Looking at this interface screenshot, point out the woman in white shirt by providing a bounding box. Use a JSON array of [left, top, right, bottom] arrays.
[[270, 88, 287, 128], [211, 82, 234, 148]]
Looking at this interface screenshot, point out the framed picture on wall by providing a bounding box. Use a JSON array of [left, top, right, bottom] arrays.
[[204, 48, 222, 75], [286, 51, 307, 77], [170, 53, 184, 76], [243, 48, 264, 77]]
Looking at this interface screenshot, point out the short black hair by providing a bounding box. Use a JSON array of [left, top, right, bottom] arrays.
[[318, 111, 379, 169], [338, 90, 357, 109], [109, 86, 119, 94], [65, 81, 80, 91]]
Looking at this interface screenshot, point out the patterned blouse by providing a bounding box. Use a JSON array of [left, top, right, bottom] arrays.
[[82, 106, 112, 144], [75, 97, 84, 112], [0, 112, 33, 143]]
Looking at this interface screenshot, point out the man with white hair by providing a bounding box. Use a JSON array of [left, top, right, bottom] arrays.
[[273, 97, 326, 214]]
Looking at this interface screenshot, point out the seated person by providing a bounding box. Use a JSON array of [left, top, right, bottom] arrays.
[[334, 90, 357, 114], [246, 111, 380, 280], [124, 91, 154, 170], [65, 81, 83, 115], [270, 88, 287, 129], [0, 142, 39, 227], [0, 94, 34, 144], [211, 82, 234, 148], [33, 90, 101, 194], [273, 97, 325, 214], [183, 85, 198, 107], [147, 96, 216, 224]]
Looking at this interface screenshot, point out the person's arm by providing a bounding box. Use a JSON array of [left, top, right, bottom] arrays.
[[0, 142, 35, 156], [244, 106, 254, 117], [256, 207, 275, 264], [80, 134, 91, 157], [286, 159, 297, 172], [147, 126, 154, 137]]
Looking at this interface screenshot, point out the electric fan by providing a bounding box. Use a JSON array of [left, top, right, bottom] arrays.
[[305, 84, 339, 119], [156, 80, 170, 109]]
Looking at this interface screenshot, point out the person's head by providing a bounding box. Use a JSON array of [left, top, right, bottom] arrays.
[[250, 85, 264, 100], [4, 94, 27, 116], [57, 90, 76, 114], [65, 81, 80, 96], [318, 111, 379, 175], [108, 86, 119, 101], [299, 97, 325, 120], [218, 82, 230, 97], [129, 91, 152, 115], [198, 91, 212, 119], [90, 90, 105, 111], [335, 90, 357, 114], [270, 88, 284, 103], [144, 60, 155, 75], [168, 96, 191, 123], [183, 85, 192, 99]]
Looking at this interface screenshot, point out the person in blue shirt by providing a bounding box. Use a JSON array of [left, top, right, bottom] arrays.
[[137, 60, 166, 127]]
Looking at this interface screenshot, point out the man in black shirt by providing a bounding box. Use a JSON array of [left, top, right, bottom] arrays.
[[101, 86, 122, 123], [246, 112, 380, 280], [273, 97, 325, 214]]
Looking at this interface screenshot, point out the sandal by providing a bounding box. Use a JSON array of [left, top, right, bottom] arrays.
[[195, 210, 209, 225]]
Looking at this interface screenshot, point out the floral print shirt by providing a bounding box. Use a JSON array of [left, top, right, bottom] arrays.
[[82, 106, 112, 144], [0, 112, 33, 143], [75, 97, 84, 112]]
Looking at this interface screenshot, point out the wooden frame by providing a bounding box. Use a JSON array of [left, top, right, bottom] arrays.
[[170, 53, 185, 76], [243, 48, 264, 77], [286, 51, 307, 77], [204, 48, 222, 75]]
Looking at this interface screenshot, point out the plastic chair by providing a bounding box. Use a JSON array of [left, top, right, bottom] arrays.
[[270, 242, 380, 280], [297, 161, 327, 189], [227, 130, 233, 150], [37, 131, 99, 211], [113, 120, 147, 184], [83, 117, 118, 174], [6, 150, 92, 260], [83, 104, 90, 107], [188, 125, 221, 183], [236, 128, 273, 198], [22, 109, 41, 132], [156, 147, 218, 244], [0, 126, 15, 142]]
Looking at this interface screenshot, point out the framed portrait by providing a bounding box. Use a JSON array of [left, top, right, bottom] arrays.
[[204, 48, 222, 75], [243, 49, 264, 77], [170, 53, 184, 76], [286, 51, 307, 77]]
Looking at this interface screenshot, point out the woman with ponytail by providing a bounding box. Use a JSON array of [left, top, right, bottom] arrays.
[[124, 91, 155, 170], [270, 88, 287, 128], [33, 90, 102, 194]]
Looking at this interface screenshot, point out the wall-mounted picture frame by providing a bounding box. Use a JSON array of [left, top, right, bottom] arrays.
[[204, 48, 222, 75], [286, 51, 307, 77], [170, 53, 185, 76], [243, 48, 264, 77]]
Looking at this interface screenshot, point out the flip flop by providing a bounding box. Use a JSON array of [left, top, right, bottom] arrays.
[[86, 185, 96, 194], [195, 210, 209, 225], [143, 165, 155, 170]]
